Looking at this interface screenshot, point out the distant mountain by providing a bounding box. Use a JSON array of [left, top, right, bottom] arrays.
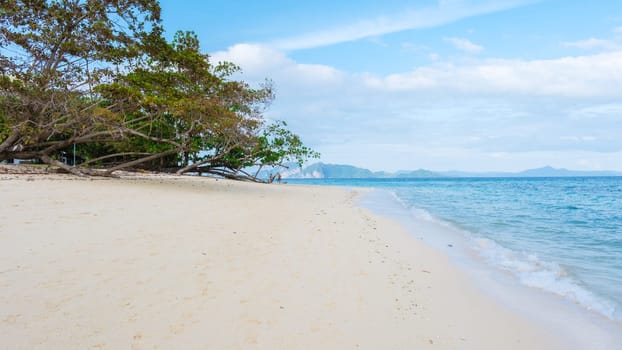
[[252, 162, 302, 180], [282, 163, 622, 179], [395, 169, 444, 178], [283, 162, 444, 179], [286, 162, 375, 178]]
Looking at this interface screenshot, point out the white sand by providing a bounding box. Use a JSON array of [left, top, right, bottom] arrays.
[[0, 174, 564, 349]]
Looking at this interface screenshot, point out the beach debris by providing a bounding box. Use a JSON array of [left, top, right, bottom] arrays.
[[421, 270, 431, 274], [447, 244, 453, 247]]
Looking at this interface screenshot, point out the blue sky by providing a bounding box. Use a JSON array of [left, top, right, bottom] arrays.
[[159, 0, 622, 171]]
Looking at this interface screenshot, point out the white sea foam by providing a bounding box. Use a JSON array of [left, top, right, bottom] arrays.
[[409, 207, 455, 229], [470, 236, 618, 320], [355, 181, 622, 348], [370, 189, 619, 321]]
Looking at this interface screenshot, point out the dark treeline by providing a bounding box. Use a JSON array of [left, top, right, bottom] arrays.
[[0, 0, 318, 180]]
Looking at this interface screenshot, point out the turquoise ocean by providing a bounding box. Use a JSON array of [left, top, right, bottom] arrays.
[[288, 177, 622, 324]]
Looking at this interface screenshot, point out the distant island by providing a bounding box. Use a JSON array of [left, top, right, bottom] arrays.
[[277, 163, 622, 179]]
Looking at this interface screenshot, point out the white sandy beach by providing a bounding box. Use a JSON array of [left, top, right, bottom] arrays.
[[0, 174, 565, 349]]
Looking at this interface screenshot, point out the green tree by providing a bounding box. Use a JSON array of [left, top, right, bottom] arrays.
[[0, 0, 162, 175], [0, 1, 318, 180], [97, 30, 273, 174]]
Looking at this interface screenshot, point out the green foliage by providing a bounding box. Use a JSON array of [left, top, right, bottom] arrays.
[[0, 0, 318, 179], [0, 106, 8, 141], [255, 121, 320, 167], [0, 0, 163, 161]]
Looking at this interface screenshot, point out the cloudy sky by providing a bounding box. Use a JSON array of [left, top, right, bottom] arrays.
[[159, 0, 622, 172]]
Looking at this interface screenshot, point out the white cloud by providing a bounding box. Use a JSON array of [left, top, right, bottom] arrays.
[[268, 0, 533, 50], [315, 143, 622, 172], [211, 43, 288, 73], [562, 38, 619, 51], [615, 26, 622, 33], [560, 136, 596, 142], [569, 103, 622, 121], [210, 44, 622, 171], [444, 37, 484, 53], [363, 51, 622, 97], [211, 44, 344, 87]]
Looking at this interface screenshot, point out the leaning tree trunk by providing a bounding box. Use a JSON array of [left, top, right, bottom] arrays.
[[38, 154, 87, 177]]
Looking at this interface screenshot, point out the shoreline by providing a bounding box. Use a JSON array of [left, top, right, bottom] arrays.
[[359, 188, 622, 349], [1, 174, 567, 349]]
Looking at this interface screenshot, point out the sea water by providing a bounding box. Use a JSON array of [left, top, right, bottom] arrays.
[[287, 177, 622, 325]]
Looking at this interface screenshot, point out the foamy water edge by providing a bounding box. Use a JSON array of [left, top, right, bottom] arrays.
[[387, 190, 619, 321]]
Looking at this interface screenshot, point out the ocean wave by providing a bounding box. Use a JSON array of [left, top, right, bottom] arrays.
[[470, 236, 617, 320], [388, 189, 619, 321]]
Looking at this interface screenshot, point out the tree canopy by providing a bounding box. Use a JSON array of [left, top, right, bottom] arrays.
[[0, 0, 318, 180]]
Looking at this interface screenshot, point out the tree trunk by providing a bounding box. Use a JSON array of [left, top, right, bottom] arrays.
[[38, 154, 87, 177], [0, 130, 21, 154], [105, 149, 178, 174]]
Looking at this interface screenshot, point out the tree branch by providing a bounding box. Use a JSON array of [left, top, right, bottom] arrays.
[[0, 129, 20, 153], [105, 149, 178, 173], [81, 152, 152, 166]]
